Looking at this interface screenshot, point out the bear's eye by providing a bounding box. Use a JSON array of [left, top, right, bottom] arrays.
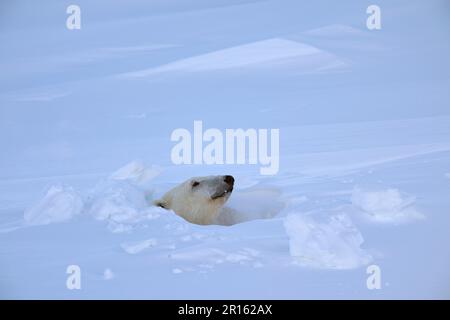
[[192, 181, 200, 187]]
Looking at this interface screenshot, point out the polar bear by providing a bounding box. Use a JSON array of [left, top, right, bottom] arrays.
[[154, 175, 234, 225]]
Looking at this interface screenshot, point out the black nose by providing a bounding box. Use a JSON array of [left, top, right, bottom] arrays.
[[224, 175, 234, 186]]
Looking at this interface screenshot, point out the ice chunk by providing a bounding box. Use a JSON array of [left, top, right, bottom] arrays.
[[121, 239, 157, 254], [351, 188, 424, 223], [89, 182, 146, 222], [24, 185, 84, 226], [284, 213, 372, 269], [110, 160, 161, 184]]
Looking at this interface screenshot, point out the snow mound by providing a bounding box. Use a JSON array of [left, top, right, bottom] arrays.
[[214, 187, 285, 225], [120, 38, 346, 77], [24, 185, 84, 226], [88, 179, 163, 233], [284, 213, 372, 269], [351, 188, 424, 224], [87, 160, 164, 231], [110, 160, 161, 184], [89, 182, 147, 222]]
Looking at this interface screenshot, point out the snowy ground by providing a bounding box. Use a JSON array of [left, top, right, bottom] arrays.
[[1, 0, 450, 299]]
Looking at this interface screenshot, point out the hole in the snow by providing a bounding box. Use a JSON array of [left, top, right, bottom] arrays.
[[213, 187, 285, 226]]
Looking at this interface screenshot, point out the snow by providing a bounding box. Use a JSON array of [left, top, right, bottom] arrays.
[[1, 0, 450, 299], [23, 185, 84, 226], [110, 160, 161, 184], [351, 188, 424, 224], [303, 24, 367, 38], [284, 213, 372, 269], [121, 239, 158, 254], [103, 268, 115, 280], [120, 38, 346, 78], [214, 187, 285, 225]]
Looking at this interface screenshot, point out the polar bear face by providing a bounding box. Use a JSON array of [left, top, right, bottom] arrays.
[[154, 175, 234, 225]]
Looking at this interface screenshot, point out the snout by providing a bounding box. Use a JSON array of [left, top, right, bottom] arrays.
[[210, 175, 235, 200], [224, 175, 234, 193], [224, 175, 234, 187]]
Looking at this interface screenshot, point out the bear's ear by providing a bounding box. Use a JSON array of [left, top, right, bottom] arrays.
[[153, 199, 168, 209]]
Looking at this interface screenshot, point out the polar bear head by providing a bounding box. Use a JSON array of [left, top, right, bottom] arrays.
[[154, 175, 234, 225]]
